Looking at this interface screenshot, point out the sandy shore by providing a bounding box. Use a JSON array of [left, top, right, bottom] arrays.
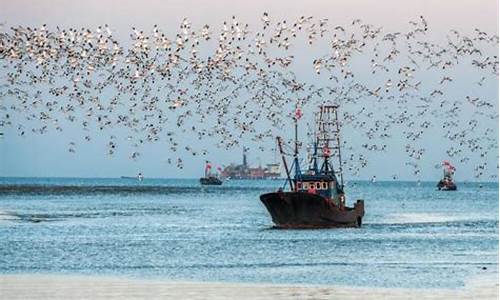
[[0, 274, 497, 300]]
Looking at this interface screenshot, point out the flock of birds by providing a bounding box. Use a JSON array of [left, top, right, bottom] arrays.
[[0, 14, 498, 179]]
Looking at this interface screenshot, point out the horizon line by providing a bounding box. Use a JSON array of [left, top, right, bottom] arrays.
[[0, 176, 498, 184]]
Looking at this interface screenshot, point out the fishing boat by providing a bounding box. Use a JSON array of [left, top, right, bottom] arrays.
[[200, 162, 223, 185], [437, 161, 457, 191], [259, 105, 364, 228]]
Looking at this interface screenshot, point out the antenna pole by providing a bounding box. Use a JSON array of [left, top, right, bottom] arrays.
[[295, 117, 298, 159], [277, 137, 294, 191], [334, 108, 344, 188], [293, 108, 301, 188]]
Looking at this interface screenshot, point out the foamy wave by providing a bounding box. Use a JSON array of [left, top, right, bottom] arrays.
[[380, 213, 487, 224], [0, 211, 20, 222]]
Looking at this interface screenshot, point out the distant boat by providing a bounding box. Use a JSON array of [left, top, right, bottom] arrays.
[[121, 172, 144, 181], [200, 176, 223, 185], [437, 161, 457, 191], [200, 162, 223, 185], [220, 148, 282, 180], [259, 105, 365, 228]]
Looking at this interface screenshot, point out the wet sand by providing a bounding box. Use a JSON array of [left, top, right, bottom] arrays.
[[0, 274, 498, 300]]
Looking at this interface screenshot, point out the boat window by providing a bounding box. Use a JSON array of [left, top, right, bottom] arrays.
[[316, 182, 321, 189], [297, 182, 302, 189], [302, 182, 308, 190], [322, 182, 328, 189]]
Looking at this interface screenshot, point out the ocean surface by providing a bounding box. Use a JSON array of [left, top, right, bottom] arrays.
[[0, 177, 497, 288]]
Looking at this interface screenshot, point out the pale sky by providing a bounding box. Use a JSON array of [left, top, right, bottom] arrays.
[[0, 0, 497, 34], [0, 0, 498, 180]]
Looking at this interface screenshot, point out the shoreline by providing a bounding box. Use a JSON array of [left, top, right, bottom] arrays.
[[0, 274, 498, 300]]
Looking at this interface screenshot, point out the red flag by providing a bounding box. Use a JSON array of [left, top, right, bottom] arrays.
[[295, 108, 302, 120], [205, 162, 212, 170], [323, 146, 331, 156]]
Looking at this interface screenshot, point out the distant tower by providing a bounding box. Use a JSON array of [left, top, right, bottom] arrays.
[[243, 147, 248, 168]]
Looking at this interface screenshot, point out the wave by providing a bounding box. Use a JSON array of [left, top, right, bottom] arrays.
[[0, 210, 20, 222], [372, 212, 497, 225], [0, 184, 266, 195], [42, 261, 497, 271], [0, 211, 63, 223], [0, 205, 197, 223]]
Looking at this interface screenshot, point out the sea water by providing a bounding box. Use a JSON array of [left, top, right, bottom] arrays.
[[0, 178, 497, 288]]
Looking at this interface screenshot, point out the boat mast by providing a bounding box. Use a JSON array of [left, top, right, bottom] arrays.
[[294, 107, 301, 188], [317, 106, 331, 174], [277, 136, 294, 191], [334, 108, 344, 188], [316, 105, 343, 188], [320, 107, 330, 174], [293, 113, 300, 180], [312, 138, 319, 173], [295, 116, 298, 159]]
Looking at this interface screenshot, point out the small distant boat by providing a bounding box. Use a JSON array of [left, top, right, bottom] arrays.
[[437, 161, 457, 191], [259, 105, 364, 229], [200, 176, 223, 185], [200, 162, 223, 185], [121, 172, 144, 181]]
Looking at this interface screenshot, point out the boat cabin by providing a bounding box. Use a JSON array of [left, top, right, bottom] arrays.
[[294, 174, 343, 205]]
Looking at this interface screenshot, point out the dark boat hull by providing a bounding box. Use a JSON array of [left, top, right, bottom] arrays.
[[260, 192, 364, 228], [200, 177, 223, 185], [437, 180, 457, 191]]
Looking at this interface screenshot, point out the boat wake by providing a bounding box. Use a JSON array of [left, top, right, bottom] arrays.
[[377, 213, 493, 225]]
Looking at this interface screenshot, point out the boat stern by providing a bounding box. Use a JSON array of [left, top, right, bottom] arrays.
[[353, 199, 364, 226]]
